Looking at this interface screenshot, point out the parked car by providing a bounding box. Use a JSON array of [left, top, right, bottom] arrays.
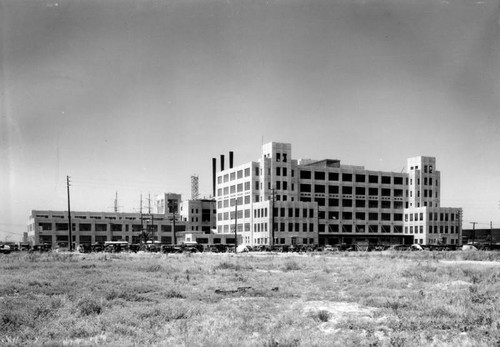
[[91, 243, 105, 252], [29, 244, 52, 253], [410, 244, 424, 251], [161, 245, 183, 254], [0, 244, 11, 254], [78, 244, 92, 253]]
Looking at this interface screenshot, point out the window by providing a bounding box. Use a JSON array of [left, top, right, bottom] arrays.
[[394, 176, 403, 185], [342, 212, 352, 220], [328, 198, 339, 207], [355, 174, 365, 183], [369, 188, 378, 196], [381, 188, 391, 197], [315, 171, 325, 180], [244, 168, 250, 177], [329, 172, 339, 181], [342, 199, 352, 207], [315, 185, 326, 193], [381, 176, 391, 184], [300, 184, 311, 193], [369, 175, 378, 184], [300, 170, 311, 179], [356, 199, 365, 208], [342, 173, 352, 182], [316, 198, 325, 206], [381, 200, 391, 209], [342, 186, 353, 195], [355, 187, 365, 195], [230, 172, 236, 181], [329, 185, 339, 194], [96, 224, 107, 232]]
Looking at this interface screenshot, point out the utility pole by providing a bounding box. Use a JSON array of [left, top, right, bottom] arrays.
[[147, 193, 154, 242], [140, 193, 144, 245], [169, 199, 177, 245], [271, 188, 275, 247], [490, 221, 493, 248], [234, 198, 238, 253], [470, 222, 477, 245], [66, 176, 73, 251]]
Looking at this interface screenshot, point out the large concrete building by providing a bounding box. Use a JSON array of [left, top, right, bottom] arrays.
[[215, 142, 462, 247], [27, 194, 216, 247]]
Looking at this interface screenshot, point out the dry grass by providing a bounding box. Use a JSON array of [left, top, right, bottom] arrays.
[[0, 251, 499, 346]]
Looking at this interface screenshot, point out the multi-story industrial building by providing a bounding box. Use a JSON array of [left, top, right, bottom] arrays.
[[27, 194, 216, 247], [215, 142, 462, 247]]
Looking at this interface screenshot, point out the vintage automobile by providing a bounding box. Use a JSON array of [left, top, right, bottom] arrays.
[[29, 244, 52, 253], [0, 243, 11, 254], [78, 244, 93, 253]]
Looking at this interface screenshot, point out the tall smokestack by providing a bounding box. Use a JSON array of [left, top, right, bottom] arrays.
[[229, 151, 234, 169], [220, 154, 225, 171], [212, 158, 217, 197]]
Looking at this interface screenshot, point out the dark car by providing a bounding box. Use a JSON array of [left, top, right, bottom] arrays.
[[29, 244, 52, 253], [161, 245, 183, 254], [91, 243, 105, 252], [78, 244, 92, 253]]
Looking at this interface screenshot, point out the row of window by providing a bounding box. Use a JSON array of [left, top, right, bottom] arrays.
[[299, 171, 405, 185], [318, 224, 399, 233], [38, 235, 176, 245], [218, 167, 253, 184], [404, 212, 458, 222], [410, 164, 434, 173], [410, 177, 437, 186], [300, 185, 405, 196], [41, 223, 185, 232], [301, 198, 405, 209], [404, 225, 457, 234], [274, 223, 315, 232], [274, 208, 315, 219]]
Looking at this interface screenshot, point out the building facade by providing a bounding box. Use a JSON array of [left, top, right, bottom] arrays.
[[215, 142, 462, 247], [28, 195, 216, 247]]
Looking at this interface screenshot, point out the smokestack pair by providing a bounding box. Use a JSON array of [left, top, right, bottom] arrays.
[[212, 151, 234, 197], [219, 151, 234, 171]]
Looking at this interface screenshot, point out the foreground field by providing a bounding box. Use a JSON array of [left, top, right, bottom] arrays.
[[1, 251, 500, 346]]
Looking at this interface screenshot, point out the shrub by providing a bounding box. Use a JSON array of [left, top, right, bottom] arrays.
[[283, 261, 301, 271], [215, 261, 241, 271], [316, 310, 331, 322], [77, 296, 103, 316]]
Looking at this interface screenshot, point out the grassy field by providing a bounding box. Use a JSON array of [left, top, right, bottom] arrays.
[[1, 251, 500, 346]]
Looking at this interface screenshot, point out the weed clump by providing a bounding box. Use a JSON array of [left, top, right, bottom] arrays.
[[283, 261, 301, 271], [215, 261, 241, 271], [316, 310, 331, 322], [77, 296, 103, 316]]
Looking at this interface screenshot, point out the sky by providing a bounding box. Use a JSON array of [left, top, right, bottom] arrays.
[[1, 0, 499, 241]]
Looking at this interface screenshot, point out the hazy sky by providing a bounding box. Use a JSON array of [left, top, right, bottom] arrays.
[[1, 0, 499, 241]]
